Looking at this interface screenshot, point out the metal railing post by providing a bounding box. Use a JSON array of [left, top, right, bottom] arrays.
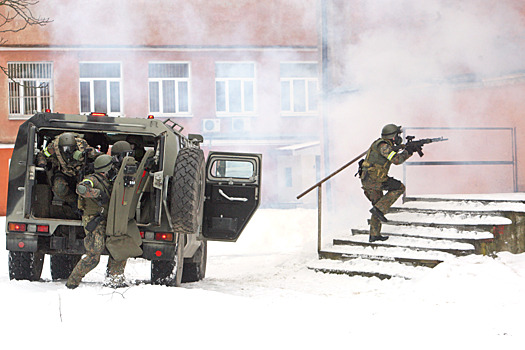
[[317, 185, 322, 253], [297, 150, 366, 256]]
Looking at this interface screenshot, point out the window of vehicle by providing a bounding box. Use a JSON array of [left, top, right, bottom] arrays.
[[215, 62, 255, 115], [8, 62, 53, 119], [280, 62, 318, 116], [79, 62, 121, 116], [210, 159, 255, 180], [149, 62, 191, 116]]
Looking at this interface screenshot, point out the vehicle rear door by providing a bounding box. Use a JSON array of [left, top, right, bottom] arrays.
[[202, 152, 262, 241]]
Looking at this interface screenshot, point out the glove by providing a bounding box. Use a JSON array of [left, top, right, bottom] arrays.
[[98, 191, 110, 205], [404, 144, 415, 156]]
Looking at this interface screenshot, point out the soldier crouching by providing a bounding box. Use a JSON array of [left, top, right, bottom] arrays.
[[66, 154, 127, 289]]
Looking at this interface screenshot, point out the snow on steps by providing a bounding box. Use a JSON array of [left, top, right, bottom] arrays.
[[308, 258, 432, 280], [333, 234, 475, 255], [310, 193, 525, 280], [351, 225, 493, 241]]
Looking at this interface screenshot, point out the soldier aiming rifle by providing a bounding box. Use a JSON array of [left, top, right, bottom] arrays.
[[398, 135, 448, 157], [358, 124, 447, 242]]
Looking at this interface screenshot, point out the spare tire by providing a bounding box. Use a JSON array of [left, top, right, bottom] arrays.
[[169, 148, 205, 235]]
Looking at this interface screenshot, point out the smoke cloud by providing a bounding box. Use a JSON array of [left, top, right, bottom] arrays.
[[322, 0, 525, 231]]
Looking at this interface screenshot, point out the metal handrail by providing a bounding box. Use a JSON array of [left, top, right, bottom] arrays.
[[297, 150, 367, 253], [402, 126, 518, 193]]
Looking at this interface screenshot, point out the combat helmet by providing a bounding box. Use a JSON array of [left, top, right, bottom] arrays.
[[111, 141, 133, 156], [381, 124, 401, 138], [111, 140, 133, 164], [58, 132, 77, 160], [94, 154, 113, 173]]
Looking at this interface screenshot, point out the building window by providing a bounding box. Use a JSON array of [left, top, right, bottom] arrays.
[[79, 62, 121, 115], [280, 62, 318, 115], [8, 62, 53, 118], [149, 62, 191, 116], [215, 62, 255, 115]]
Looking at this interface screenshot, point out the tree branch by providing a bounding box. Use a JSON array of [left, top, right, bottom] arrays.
[[0, 1, 52, 86]]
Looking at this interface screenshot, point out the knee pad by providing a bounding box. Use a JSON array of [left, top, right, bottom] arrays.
[[384, 178, 405, 191]]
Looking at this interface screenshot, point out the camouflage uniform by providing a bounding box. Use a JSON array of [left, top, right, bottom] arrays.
[[66, 172, 127, 289], [360, 137, 412, 239], [36, 134, 99, 206]]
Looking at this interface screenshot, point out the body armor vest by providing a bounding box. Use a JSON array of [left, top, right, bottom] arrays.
[[362, 138, 394, 183], [78, 173, 111, 216]]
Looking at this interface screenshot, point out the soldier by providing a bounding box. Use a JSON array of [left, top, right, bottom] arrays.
[[66, 154, 127, 289], [110, 140, 134, 169], [36, 132, 100, 208], [359, 124, 414, 242], [126, 135, 146, 162]]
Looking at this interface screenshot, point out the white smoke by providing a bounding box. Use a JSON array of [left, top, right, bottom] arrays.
[[322, 0, 525, 230]]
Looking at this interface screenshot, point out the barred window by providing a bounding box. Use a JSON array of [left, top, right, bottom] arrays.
[[149, 63, 191, 116], [79, 62, 122, 115], [8, 62, 53, 118], [215, 62, 255, 115], [280, 62, 318, 115]]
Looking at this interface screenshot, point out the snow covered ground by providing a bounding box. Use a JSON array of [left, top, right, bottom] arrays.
[[2, 209, 525, 349]]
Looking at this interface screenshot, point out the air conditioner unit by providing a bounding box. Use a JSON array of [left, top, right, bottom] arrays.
[[202, 119, 221, 133], [232, 118, 252, 132]]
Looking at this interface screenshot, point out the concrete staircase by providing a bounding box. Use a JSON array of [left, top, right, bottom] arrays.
[[308, 194, 525, 280]]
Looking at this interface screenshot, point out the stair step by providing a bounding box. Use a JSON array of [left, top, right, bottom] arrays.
[[308, 258, 431, 280], [384, 211, 511, 229], [351, 225, 494, 241], [319, 244, 455, 268], [405, 193, 525, 204], [396, 199, 525, 213], [333, 234, 475, 255]]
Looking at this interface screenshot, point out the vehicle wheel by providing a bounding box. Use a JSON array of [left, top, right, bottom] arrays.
[[182, 241, 207, 283], [169, 148, 205, 235], [8, 251, 45, 281], [50, 254, 81, 280], [151, 233, 185, 286]]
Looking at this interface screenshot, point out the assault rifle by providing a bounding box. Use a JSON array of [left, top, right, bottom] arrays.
[[400, 136, 448, 157]]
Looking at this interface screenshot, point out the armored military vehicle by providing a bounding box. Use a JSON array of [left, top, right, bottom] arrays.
[[6, 112, 261, 286]]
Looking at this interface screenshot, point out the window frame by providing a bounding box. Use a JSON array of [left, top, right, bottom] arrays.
[[7, 61, 54, 120], [78, 61, 123, 116], [215, 61, 256, 117], [148, 61, 192, 117], [280, 61, 319, 117]]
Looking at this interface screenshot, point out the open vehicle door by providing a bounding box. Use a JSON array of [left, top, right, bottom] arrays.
[[202, 152, 262, 241]]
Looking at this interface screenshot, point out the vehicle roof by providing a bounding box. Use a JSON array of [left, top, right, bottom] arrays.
[[25, 112, 182, 138]]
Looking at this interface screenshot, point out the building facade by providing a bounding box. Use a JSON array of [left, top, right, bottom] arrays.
[[3, 0, 525, 215], [0, 0, 322, 209]]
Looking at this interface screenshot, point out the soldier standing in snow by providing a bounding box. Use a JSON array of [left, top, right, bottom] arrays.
[[66, 154, 128, 289], [359, 124, 414, 242]]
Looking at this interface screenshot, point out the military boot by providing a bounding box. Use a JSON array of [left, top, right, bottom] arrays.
[[103, 273, 129, 288], [65, 276, 80, 289]]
